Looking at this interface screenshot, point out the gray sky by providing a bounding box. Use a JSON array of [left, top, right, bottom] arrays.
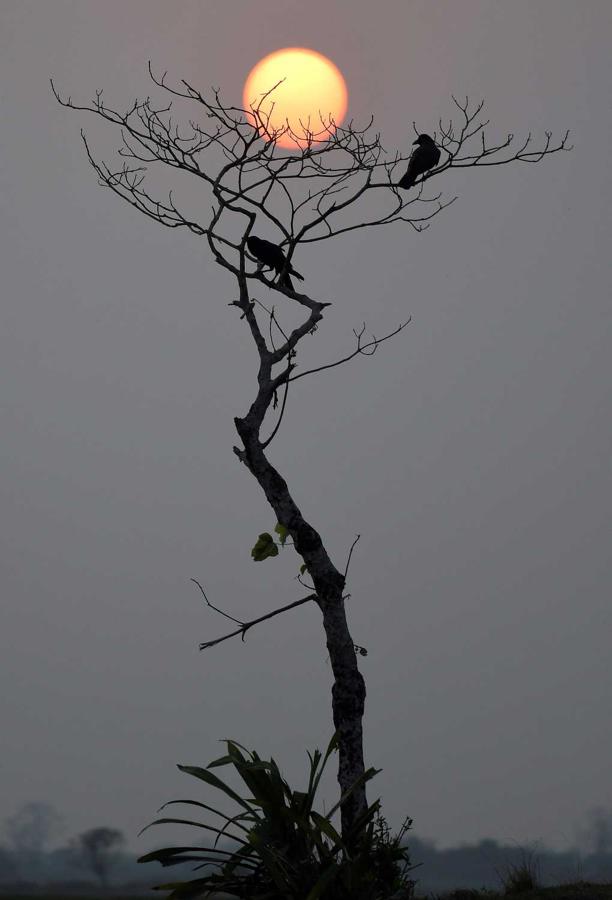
[[2, 0, 611, 856]]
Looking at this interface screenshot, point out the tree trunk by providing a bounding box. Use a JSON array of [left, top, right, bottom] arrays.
[[234, 415, 367, 840]]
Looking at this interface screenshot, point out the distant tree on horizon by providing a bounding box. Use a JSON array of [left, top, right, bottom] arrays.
[[3, 801, 63, 879], [73, 826, 125, 888], [577, 807, 612, 857]]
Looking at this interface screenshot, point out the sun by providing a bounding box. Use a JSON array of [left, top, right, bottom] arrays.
[[243, 48, 348, 150]]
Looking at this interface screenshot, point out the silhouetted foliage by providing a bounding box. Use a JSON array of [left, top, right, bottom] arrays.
[[4, 803, 62, 858], [74, 827, 125, 888], [577, 808, 612, 857], [139, 734, 416, 900]]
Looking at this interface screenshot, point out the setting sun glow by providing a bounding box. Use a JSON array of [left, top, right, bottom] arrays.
[[243, 48, 348, 150]]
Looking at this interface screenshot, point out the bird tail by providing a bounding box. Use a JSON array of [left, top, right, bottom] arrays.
[[398, 174, 414, 190]]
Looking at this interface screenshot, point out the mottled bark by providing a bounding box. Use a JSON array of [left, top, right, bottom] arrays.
[[226, 279, 368, 838], [234, 413, 367, 838]]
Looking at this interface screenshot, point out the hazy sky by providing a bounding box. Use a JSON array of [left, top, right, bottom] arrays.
[[2, 0, 611, 858]]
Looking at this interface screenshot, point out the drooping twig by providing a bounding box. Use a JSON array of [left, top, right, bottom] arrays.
[[191, 578, 244, 625], [344, 534, 361, 579]]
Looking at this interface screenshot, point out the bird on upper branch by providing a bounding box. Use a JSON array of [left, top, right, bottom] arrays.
[[246, 236, 304, 291], [398, 133, 441, 190]]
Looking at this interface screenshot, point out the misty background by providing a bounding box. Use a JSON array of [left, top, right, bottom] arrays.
[[2, 800, 612, 894], [1, 0, 611, 874]]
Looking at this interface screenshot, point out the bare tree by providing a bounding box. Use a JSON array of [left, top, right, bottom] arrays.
[[577, 807, 612, 857], [75, 827, 125, 888], [3, 802, 63, 881], [52, 68, 570, 843], [4, 802, 62, 859]]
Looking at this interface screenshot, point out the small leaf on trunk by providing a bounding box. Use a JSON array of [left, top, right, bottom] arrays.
[[274, 522, 289, 545], [251, 532, 279, 561]]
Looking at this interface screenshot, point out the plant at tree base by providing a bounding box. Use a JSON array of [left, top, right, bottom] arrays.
[[138, 732, 417, 899]]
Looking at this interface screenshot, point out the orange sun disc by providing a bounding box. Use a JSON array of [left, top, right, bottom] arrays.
[[243, 48, 348, 150]]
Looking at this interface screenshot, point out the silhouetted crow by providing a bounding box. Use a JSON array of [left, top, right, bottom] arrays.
[[398, 134, 441, 190], [246, 236, 304, 291]]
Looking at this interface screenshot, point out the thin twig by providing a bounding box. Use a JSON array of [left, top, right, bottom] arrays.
[[199, 593, 319, 651], [290, 320, 411, 383], [344, 534, 361, 579], [191, 578, 244, 625]]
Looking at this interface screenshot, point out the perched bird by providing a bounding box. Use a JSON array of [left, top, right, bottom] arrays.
[[398, 134, 441, 190], [246, 236, 304, 291]]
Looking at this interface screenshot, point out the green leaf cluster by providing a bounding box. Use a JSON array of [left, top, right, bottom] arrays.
[[251, 533, 279, 561], [251, 524, 309, 581], [138, 733, 416, 899], [250, 523, 290, 561]]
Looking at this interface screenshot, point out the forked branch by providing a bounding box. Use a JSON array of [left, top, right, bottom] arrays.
[[191, 578, 318, 651]]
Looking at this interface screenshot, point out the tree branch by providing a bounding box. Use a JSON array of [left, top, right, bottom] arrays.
[[290, 319, 411, 383], [197, 590, 319, 651]]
